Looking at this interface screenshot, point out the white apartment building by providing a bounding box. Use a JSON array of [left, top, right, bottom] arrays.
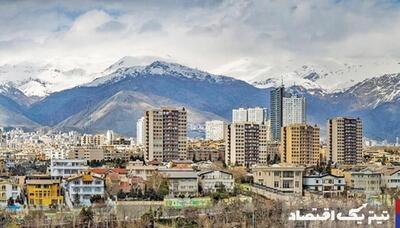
[[303, 174, 345, 197], [232, 108, 248, 123], [66, 171, 105, 206], [248, 107, 268, 123], [50, 159, 88, 178], [0, 179, 21, 207], [380, 167, 400, 189], [136, 117, 145, 146], [282, 96, 306, 127], [160, 169, 198, 197], [232, 107, 267, 124], [347, 168, 381, 196], [205, 120, 226, 141], [252, 164, 305, 196], [198, 170, 234, 193], [225, 122, 270, 167]]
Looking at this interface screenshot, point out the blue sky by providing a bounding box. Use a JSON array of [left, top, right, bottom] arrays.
[[1, 0, 400, 80]]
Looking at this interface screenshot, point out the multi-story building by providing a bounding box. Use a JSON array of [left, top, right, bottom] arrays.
[[282, 95, 306, 127], [144, 107, 187, 162], [205, 120, 226, 141], [80, 134, 105, 146], [0, 178, 21, 206], [126, 161, 158, 181], [65, 171, 105, 206], [379, 167, 400, 189], [225, 122, 269, 167], [303, 174, 345, 197], [188, 140, 225, 162], [232, 108, 248, 123], [345, 168, 381, 196], [232, 107, 268, 124], [252, 164, 305, 196], [161, 169, 198, 198], [270, 86, 284, 141], [25, 176, 63, 207], [136, 117, 145, 146], [281, 124, 320, 166], [50, 159, 88, 178], [198, 170, 234, 193], [68, 145, 104, 161], [328, 117, 363, 164]]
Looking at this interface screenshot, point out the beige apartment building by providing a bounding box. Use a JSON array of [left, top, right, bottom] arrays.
[[252, 164, 305, 196], [281, 124, 320, 166], [327, 117, 363, 164], [144, 107, 187, 162], [225, 122, 269, 167]]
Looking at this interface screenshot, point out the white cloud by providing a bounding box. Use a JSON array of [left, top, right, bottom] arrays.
[[0, 0, 399, 81]]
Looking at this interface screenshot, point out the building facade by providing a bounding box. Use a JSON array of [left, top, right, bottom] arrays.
[[282, 95, 306, 127], [50, 159, 88, 178], [0, 179, 21, 206], [303, 174, 345, 197], [26, 177, 63, 207], [328, 117, 363, 164], [281, 124, 320, 166], [198, 170, 234, 193], [225, 122, 269, 167], [270, 86, 284, 141], [136, 117, 145, 146], [145, 107, 187, 162], [252, 164, 305, 196], [66, 171, 105, 206], [205, 120, 226, 141]]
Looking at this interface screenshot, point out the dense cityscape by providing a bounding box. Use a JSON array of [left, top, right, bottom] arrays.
[[0, 85, 395, 227]]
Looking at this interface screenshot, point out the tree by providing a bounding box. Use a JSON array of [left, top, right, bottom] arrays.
[[146, 172, 167, 193], [79, 207, 94, 225], [229, 166, 247, 183], [7, 197, 14, 206], [73, 193, 80, 206], [117, 189, 126, 200]]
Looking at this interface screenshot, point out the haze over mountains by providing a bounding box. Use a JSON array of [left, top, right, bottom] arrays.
[[0, 57, 398, 141]]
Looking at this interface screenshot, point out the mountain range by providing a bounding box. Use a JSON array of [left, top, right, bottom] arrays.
[[0, 58, 398, 141]]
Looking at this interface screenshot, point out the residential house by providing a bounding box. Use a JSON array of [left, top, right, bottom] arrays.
[[303, 174, 345, 197], [198, 170, 234, 193], [25, 176, 63, 207], [252, 164, 305, 196], [66, 171, 105, 206]]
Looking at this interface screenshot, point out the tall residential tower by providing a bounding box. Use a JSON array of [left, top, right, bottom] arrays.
[[327, 117, 363, 164], [144, 107, 187, 162]]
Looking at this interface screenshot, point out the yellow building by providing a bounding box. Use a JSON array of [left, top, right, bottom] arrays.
[[26, 178, 63, 207], [281, 124, 320, 166]]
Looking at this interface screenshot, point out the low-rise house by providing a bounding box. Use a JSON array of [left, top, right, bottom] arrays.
[[161, 169, 198, 198], [378, 167, 400, 189], [346, 168, 382, 196], [198, 170, 234, 193], [303, 174, 345, 197], [66, 171, 105, 206], [252, 164, 305, 196], [50, 159, 88, 178], [126, 162, 158, 181], [0, 178, 21, 206], [25, 176, 63, 207]]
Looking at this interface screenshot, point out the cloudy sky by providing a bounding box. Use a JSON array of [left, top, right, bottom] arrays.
[[1, 0, 400, 81]]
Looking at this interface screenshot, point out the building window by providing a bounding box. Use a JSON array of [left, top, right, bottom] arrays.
[[274, 181, 279, 188]]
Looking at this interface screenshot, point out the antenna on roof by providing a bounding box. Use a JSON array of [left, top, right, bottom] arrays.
[[280, 76, 284, 87]]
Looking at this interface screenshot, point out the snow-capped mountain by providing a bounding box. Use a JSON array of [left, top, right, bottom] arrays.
[[87, 60, 236, 87], [336, 73, 400, 109], [27, 60, 265, 135], [0, 63, 92, 97], [250, 58, 400, 92]]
